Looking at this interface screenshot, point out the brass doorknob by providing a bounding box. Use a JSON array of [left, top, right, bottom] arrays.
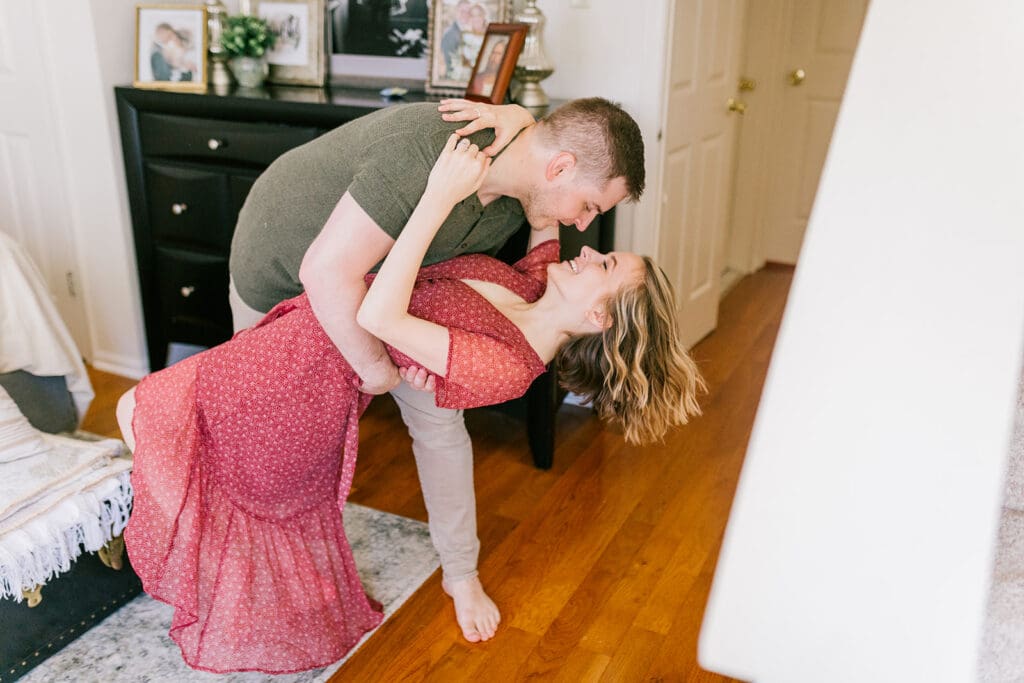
[[727, 98, 746, 115], [789, 68, 806, 86]]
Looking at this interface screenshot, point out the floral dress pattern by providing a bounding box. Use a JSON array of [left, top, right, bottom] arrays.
[[124, 240, 557, 674]]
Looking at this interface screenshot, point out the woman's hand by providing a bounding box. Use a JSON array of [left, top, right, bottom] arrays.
[[425, 133, 491, 208], [438, 100, 535, 156]]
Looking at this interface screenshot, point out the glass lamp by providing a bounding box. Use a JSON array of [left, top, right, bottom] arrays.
[[512, 0, 555, 112], [205, 0, 232, 91]]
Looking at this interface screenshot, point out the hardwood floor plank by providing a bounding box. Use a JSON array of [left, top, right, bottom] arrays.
[[517, 517, 655, 676], [466, 627, 540, 680], [597, 625, 664, 683], [551, 649, 612, 683], [80, 366, 137, 439]]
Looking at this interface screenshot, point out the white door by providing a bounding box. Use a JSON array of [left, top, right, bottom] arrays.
[[0, 2, 90, 356], [657, 0, 747, 348], [730, 0, 867, 268]]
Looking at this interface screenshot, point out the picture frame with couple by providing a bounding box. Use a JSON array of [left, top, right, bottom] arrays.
[[426, 0, 512, 96], [134, 2, 327, 90], [134, 4, 208, 92]]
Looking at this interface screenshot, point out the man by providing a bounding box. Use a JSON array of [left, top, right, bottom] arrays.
[[228, 98, 645, 642], [440, 0, 471, 78]]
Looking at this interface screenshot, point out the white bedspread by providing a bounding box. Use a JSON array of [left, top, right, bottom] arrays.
[[0, 230, 94, 421]]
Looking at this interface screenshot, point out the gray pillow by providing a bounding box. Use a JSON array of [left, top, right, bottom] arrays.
[[0, 385, 50, 463]]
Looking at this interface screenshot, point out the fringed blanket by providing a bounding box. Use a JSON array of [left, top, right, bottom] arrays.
[[0, 433, 131, 601]]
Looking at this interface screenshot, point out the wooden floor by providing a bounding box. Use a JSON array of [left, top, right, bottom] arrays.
[[82, 264, 793, 682]]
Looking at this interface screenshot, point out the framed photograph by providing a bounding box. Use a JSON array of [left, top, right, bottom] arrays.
[[426, 0, 510, 96], [134, 4, 207, 91], [463, 23, 526, 105], [256, 0, 327, 86], [328, 0, 429, 88]]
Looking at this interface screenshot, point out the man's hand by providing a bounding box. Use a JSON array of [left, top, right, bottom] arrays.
[[400, 365, 437, 393], [438, 100, 535, 156], [357, 359, 403, 395]]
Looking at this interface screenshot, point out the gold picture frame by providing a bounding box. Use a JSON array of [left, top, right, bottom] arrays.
[[256, 0, 328, 86], [426, 0, 510, 96], [134, 4, 208, 92]]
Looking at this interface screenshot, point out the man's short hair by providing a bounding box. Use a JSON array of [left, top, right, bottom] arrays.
[[537, 97, 645, 201]]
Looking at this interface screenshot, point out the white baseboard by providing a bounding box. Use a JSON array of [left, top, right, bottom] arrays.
[[89, 350, 147, 380]]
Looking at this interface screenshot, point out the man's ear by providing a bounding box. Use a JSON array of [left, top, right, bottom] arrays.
[[585, 306, 612, 331], [544, 151, 578, 182]]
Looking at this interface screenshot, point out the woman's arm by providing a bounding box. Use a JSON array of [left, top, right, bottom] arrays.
[[356, 135, 491, 376], [438, 100, 535, 156]]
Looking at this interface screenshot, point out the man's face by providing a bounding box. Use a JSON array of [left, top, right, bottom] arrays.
[[521, 172, 630, 233]]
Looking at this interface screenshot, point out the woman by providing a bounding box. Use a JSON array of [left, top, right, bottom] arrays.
[[118, 134, 703, 674], [468, 38, 506, 99]]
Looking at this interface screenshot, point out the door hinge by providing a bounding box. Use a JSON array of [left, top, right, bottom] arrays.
[[66, 271, 77, 298]]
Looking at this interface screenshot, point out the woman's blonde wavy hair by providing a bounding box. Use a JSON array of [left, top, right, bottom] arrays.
[[555, 257, 704, 444]]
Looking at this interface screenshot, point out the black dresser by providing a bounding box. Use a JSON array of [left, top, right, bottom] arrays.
[[114, 85, 613, 468]]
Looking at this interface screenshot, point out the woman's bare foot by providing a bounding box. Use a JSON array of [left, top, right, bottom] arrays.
[[441, 575, 500, 642]]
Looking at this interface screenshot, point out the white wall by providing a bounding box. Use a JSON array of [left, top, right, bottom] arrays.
[[699, 1, 1024, 681], [22, 2, 148, 379]]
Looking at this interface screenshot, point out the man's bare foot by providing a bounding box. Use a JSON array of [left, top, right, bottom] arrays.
[[441, 575, 500, 642]]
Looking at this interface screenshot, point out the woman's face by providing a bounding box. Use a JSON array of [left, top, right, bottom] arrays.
[[548, 246, 645, 324], [487, 40, 506, 68]]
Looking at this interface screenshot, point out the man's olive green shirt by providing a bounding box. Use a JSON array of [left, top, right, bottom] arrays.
[[229, 102, 525, 313]]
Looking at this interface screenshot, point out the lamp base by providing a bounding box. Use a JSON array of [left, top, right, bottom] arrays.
[[209, 58, 232, 91], [515, 81, 549, 110]]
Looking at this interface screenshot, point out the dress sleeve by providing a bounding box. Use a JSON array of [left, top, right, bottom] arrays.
[[434, 328, 537, 409], [512, 239, 560, 287]]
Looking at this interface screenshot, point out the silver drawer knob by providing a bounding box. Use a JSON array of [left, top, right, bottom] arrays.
[[180, 285, 195, 298], [171, 202, 188, 215], [207, 138, 224, 150]]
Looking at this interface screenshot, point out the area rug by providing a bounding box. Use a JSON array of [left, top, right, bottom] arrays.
[[19, 503, 439, 683]]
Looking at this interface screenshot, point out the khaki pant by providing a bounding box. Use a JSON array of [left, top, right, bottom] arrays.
[[229, 277, 479, 581]]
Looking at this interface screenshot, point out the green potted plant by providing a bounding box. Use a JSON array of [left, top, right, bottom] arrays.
[[221, 14, 276, 88]]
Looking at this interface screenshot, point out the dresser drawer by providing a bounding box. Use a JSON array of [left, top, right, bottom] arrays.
[[153, 246, 232, 347], [138, 113, 319, 166], [229, 173, 258, 215], [145, 163, 233, 250]]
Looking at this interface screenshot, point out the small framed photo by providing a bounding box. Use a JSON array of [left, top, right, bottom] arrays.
[[463, 23, 526, 105], [425, 0, 510, 96], [134, 4, 207, 91], [256, 0, 328, 86]]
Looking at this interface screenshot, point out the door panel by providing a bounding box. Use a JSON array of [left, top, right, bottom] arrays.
[[764, 0, 868, 263], [0, 3, 89, 354], [658, 0, 746, 348]]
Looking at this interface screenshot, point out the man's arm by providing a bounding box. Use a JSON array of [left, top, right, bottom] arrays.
[[299, 191, 399, 395]]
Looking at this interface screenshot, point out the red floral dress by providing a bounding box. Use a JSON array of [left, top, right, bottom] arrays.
[[124, 241, 557, 674]]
